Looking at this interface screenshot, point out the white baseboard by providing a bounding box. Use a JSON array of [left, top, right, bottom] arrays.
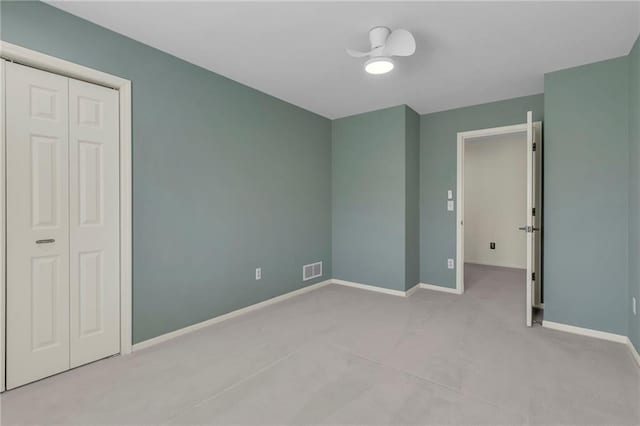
[[419, 283, 462, 295], [331, 279, 408, 297], [541, 320, 628, 344], [133, 279, 332, 351], [131, 279, 640, 371], [542, 321, 639, 369], [405, 283, 420, 297], [134, 278, 410, 351], [626, 337, 640, 368]]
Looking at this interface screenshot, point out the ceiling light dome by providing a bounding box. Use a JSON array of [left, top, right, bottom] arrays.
[[365, 57, 394, 75]]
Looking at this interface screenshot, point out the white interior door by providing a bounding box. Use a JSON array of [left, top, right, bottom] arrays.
[[6, 62, 70, 389], [533, 122, 543, 309], [525, 111, 540, 327], [69, 79, 120, 367]]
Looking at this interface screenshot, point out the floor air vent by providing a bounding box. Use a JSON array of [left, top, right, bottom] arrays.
[[303, 261, 322, 281]]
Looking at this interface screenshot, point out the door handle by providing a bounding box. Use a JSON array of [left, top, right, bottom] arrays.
[[518, 226, 539, 232], [36, 239, 55, 244]]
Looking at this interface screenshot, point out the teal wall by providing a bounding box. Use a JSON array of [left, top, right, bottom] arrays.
[[405, 108, 420, 290], [332, 106, 407, 291], [3, 1, 639, 346], [419, 95, 544, 288], [0, 1, 332, 343], [629, 36, 640, 350], [544, 57, 629, 335]]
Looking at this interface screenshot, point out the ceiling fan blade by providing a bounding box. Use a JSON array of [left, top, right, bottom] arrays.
[[383, 29, 416, 57], [346, 47, 373, 58]]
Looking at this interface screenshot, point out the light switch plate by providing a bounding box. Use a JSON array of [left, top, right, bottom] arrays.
[[447, 200, 454, 211], [255, 268, 262, 280], [447, 190, 453, 200]]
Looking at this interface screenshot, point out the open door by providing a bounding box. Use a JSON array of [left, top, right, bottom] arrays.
[[524, 111, 540, 327]]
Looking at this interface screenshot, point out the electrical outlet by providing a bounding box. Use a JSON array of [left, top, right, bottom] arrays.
[[447, 258, 454, 269], [447, 200, 454, 211], [633, 297, 637, 316], [490, 242, 496, 250], [255, 268, 261, 280]]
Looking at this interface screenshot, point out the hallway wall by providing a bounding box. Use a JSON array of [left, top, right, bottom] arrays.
[[464, 133, 527, 269]]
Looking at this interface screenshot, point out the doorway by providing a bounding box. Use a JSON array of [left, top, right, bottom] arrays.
[[456, 115, 542, 326]]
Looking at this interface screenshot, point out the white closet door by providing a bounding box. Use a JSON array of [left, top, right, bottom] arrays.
[[6, 62, 70, 389], [69, 79, 120, 367]]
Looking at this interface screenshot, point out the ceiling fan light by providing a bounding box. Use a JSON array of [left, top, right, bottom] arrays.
[[364, 57, 394, 75]]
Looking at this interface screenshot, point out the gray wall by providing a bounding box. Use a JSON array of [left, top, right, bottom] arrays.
[[1, 1, 332, 343], [544, 57, 629, 335], [629, 36, 640, 350], [420, 95, 544, 288], [405, 108, 420, 290], [332, 106, 407, 291]]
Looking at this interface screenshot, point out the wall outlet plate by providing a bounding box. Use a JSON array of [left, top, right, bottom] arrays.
[[447, 258, 454, 269], [447, 200, 454, 211], [255, 268, 262, 280]]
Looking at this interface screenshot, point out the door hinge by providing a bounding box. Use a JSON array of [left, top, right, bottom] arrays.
[[531, 272, 536, 281], [533, 143, 537, 152], [532, 207, 536, 216]]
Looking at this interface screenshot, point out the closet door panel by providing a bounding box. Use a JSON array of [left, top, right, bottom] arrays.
[[6, 62, 70, 389], [69, 79, 120, 367]]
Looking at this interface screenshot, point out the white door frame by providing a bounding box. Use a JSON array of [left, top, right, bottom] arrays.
[[456, 122, 541, 294], [0, 41, 133, 392]]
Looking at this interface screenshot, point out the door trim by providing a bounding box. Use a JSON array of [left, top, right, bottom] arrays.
[[0, 41, 133, 391], [0, 58, 5, 393], [455, 122, 541, 296]]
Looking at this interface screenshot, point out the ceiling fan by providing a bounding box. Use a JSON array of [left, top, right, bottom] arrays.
[[346, 26, 416, 75]]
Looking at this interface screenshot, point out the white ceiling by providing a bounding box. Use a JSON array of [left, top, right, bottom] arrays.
[[48, 1, 639, 119]]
